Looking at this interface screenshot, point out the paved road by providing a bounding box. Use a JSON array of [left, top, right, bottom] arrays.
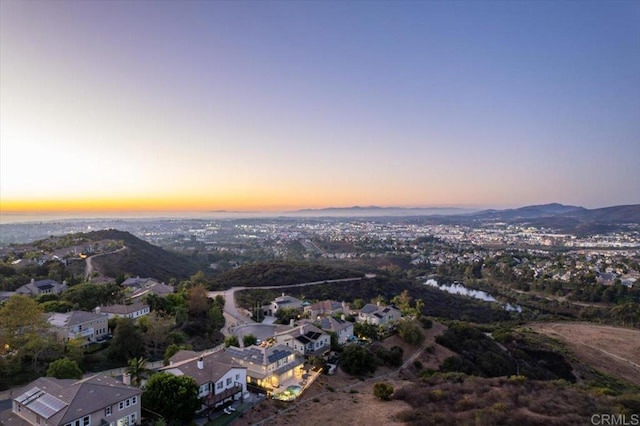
[[0, 277, 367, 408], [208, 277, 365, 330]]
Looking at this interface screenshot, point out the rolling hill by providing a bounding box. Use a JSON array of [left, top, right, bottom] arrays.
[[84, 229, 199, 282], [468, 203, 640, 235], [472, 203, 640, 222]]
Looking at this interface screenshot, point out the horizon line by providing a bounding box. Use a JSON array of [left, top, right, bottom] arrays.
[[1, 202, 638, 226]]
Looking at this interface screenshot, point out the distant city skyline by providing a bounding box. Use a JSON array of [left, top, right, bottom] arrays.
[[1, 1, 638, 214]]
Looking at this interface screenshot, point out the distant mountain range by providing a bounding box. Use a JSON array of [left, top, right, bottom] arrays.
[[289, 203, 640, 221], [288, 203, 640, 235], [288, 206, 476, 217], [470, 203, 640, 223]]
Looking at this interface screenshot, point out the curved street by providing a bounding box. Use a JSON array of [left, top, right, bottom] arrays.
[[208, 277, 366, 335], [0, 277, 366, 404]]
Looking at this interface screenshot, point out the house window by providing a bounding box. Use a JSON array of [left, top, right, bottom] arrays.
[[64, 416, 91, 426], [116, 417, 130, 426], [106, 406, 112, 416], [226, 377, 232, 386], [131, 396, 137, 405], [235, 374, 239, 380], [118, 401, 124, 410], [216, 382, 223, 389], [125, 399, 130, 408]]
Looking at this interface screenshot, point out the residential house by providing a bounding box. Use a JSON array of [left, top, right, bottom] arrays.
[[162, 350, 248, 411], [357, 303, 401, 326], [0, 291, 16, 304], [47, 311, 109, 345], [98, 303, 150, 320], [274, 323, 331, 357], [263, 293, 303, 317], [129, 281, 174, 300], [597, 272, 616, 286], [15, 279, 67, 297], [316, 316, 354, 345], [0, 374, 141, 426], [303, 300, 348, 319], [121, 277, 162, 290], [225, 344, 304, 391]]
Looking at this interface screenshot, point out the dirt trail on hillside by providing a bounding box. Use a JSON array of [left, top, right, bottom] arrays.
[[530, 322, 640, 387], [84, 246, 127, 280]]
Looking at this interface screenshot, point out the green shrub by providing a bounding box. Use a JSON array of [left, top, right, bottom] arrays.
[[508, 375, 527, 386], [419, 316, 433, 329], [373, 382, 394, 401]]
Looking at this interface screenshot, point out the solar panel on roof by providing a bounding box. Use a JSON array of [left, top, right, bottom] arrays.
[[267, 349, 291, 363], [295, 336, 310, 344], [28, 393, 67, 419], [16, 387, 42, 404], [17, 391, 67, 420]]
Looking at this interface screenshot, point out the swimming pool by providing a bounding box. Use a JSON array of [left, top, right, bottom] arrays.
[[272, 385, 302, 401]]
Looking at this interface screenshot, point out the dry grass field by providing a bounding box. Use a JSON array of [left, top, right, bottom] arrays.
[[229, 321, 640, 426], [529, 322, 640, 387]]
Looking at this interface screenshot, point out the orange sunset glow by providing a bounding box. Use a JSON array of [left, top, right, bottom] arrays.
[[1, 1, 638, 222]]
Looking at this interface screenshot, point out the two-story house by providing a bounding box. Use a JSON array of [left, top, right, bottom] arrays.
[[162, 350, 248, 412], [129, 281, 174, 300], [274, 323, 331, 357], [316, 316, 354, 345], [47, 311, 109, 345], [357, 303, 401, 326], [15, 279, 67, 297], [0, 375, 142, 426], [225, 344, 304, 391], [263, 293, 303, 317], [98, 303, 150, 320], [121, 276, 162, 289], [303, 300, 348, 319]]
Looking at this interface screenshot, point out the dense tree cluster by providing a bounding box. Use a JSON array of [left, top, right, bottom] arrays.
[[46, 358, 83, 379], [208, 261, 362, 290], [436, 324, 575, 381], [142, 372, 200, 425], [0, 295, 66, 388], [396, 318, 425, 346], [340, 344, 377, 376]]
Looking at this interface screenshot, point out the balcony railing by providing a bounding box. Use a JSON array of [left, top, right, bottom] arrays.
[[206, 384, 243, 405], [68, 327, 94, 339]]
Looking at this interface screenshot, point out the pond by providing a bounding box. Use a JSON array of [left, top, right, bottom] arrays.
[[424, 279, 522, 312]]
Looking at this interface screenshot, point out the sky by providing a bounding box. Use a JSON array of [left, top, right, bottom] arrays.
[[1, 0, 639, 216]]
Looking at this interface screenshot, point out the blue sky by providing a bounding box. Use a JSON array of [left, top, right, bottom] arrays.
[[1, 0, 638, 213]]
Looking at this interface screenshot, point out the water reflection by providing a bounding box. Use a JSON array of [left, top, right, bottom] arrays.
[[424, 279, 522, 312]]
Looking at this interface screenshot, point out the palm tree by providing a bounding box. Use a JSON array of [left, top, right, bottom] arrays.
[[126, 357, 149, 387]]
